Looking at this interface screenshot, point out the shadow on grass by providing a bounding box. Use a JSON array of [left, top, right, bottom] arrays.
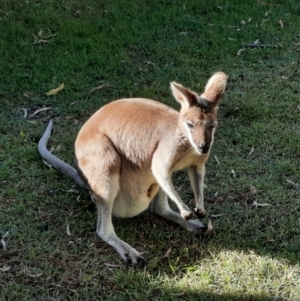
[[111, 208, 300, 266]]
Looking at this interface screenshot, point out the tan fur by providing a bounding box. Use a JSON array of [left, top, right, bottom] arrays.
[[38, 72, 227, 265]]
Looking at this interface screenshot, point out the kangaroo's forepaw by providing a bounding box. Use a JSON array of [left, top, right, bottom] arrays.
[[194, 208, 207, 219]]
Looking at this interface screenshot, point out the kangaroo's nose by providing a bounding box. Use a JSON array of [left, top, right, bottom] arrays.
[[198, 143, 210, 154]]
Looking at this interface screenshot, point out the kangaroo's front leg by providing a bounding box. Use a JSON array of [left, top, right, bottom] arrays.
[[152, 165, 193, 220], [187, 165, 206, 218]]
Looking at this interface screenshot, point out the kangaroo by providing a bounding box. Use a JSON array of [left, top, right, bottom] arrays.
[[38, 72, 227, 266]]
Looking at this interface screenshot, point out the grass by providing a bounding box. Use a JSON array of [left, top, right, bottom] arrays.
[[0, 0, 300, 300]]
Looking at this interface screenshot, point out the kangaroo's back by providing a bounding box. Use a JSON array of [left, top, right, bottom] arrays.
[[75, 98, 179, 166]]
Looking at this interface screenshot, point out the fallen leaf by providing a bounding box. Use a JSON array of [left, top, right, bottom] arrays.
[[266, 238, 275, 243], [74, 9, 81, 16], [286, 269, 300, 280], [278, 20, 284, 28], [143, 61, 155, 66], [171, 292, 185, 297], [23, 92, 31, 98], [67, 188, 79, 193], [104, 263, 120, 268], [32, 39, 50, 45], [237, 48, 245, 56], [244, 40, 279, 48], [1, 239, 6, 251], [3, 231, 9, 239], [163, 247, 172, 258], [0, 265, 11, 272], [204, 220, 213, 235], [248, 186, 257, 195], [253, 200, 274, 207], [240, 20, 246, 25], [248, 146, 255, 156], [89, 83, 110, 94], [66, 225, 71, 236], [55, 144, 61, 153], [22, 108, 28, 118], [231, 169, 236, 178], [1, 231, 10, 251], [214, 155, 220, 165], [50, 144, 61, 153], [32, 30, 56, 41], [211, 214, 223, 218], [29, 107, 52, 118], [287, 269, 295, 280], [42, 159, 53, 169], [281, 76, 288, 80], [27, 273, 43, 278], [46, 83, 65, 96], [286, 179, 300, 188]]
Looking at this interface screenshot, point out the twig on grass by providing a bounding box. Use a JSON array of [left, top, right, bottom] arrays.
[[286, 179, 300, 188], [244, 39, 281, 48], [214, 155, 220, 165], [206, 186, 257, 203]]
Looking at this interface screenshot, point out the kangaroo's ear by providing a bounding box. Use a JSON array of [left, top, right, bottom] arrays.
[[200, 72, 227, 105], [170, 82, 198, 108]]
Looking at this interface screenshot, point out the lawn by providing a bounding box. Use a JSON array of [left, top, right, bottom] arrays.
[[0, 0, 300, 300]]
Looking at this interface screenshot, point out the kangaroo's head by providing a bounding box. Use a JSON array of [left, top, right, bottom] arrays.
[[171, 72, 227, 155]]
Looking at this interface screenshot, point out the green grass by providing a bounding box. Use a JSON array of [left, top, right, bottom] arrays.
[[1, 0, 300, 300]]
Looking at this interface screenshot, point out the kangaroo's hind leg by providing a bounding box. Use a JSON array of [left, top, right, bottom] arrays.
[[93, 191, 144, 266], [76, 135, 144, 266]]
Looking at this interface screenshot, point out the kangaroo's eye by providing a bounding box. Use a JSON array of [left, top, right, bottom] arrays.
[[186, 121, 195, 129]]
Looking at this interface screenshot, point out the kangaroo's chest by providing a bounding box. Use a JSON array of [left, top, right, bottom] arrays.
[[171, 150, 208, 172]]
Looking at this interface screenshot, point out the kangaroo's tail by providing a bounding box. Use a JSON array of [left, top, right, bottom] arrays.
[[38, 119, 87, 189]]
